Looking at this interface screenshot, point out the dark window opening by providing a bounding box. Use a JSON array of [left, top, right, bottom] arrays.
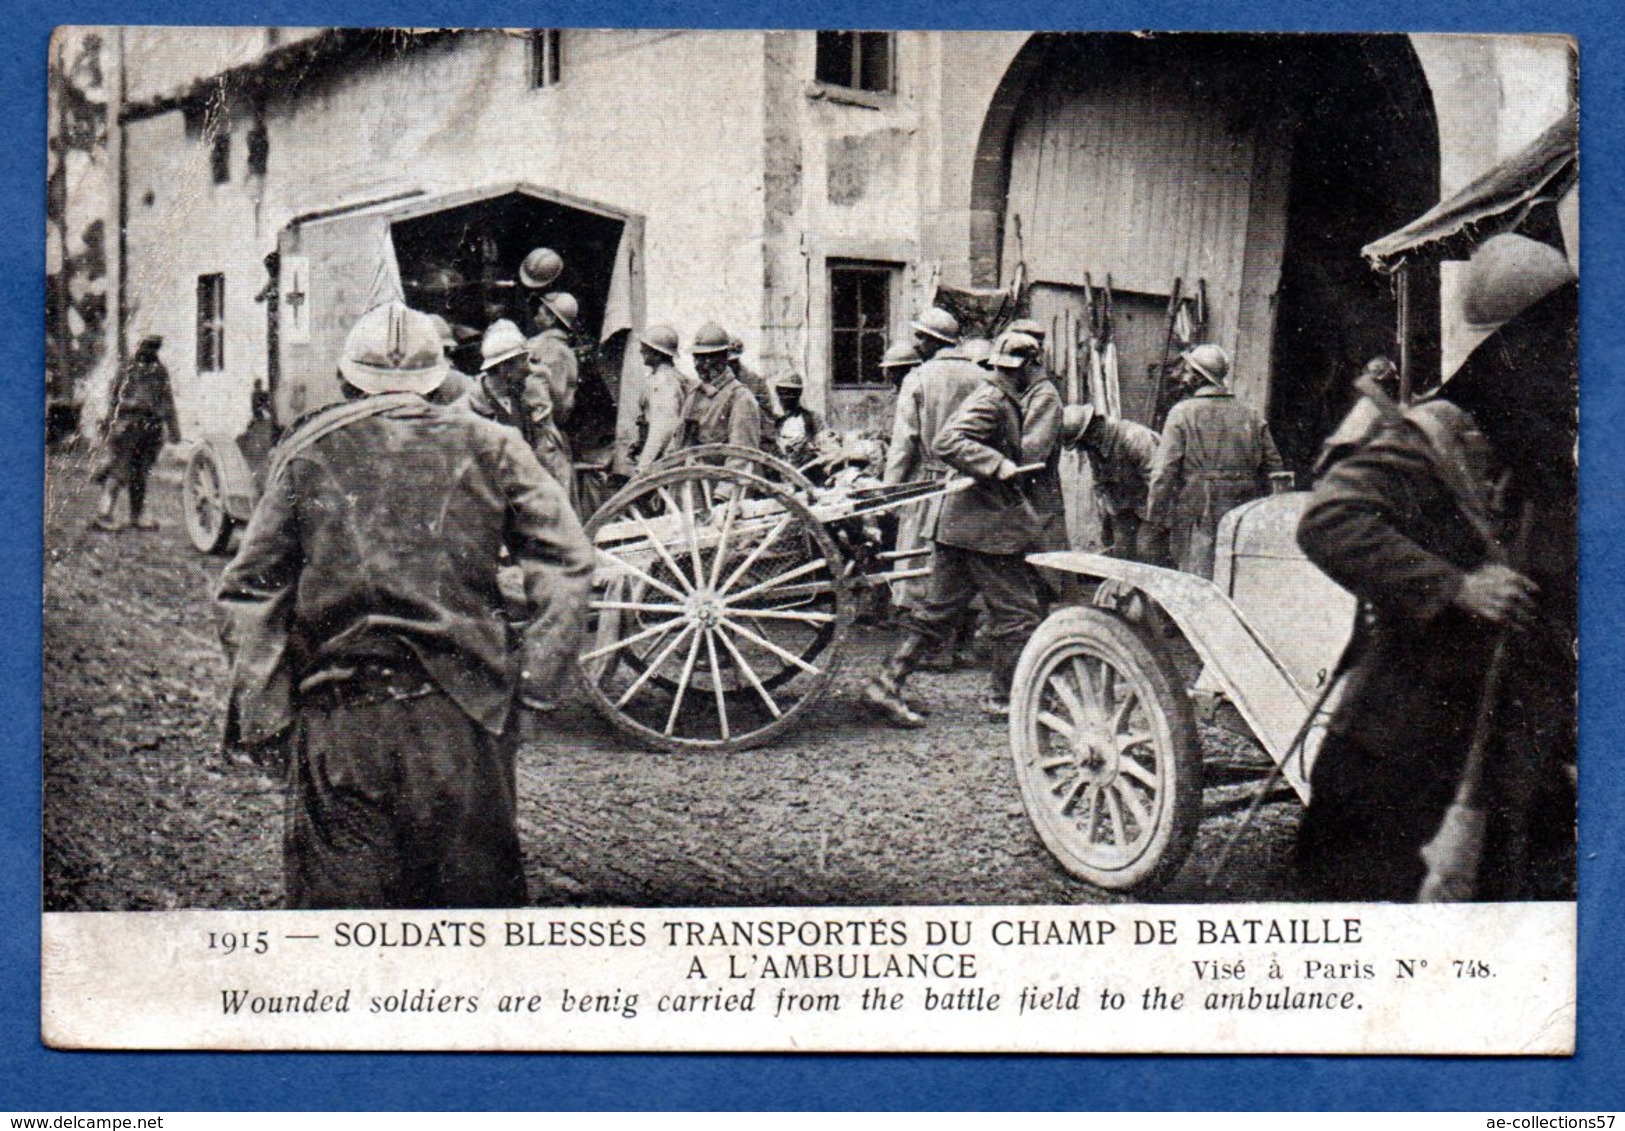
[[246, 117, 269, 177], [197, 273, 225, 372], [815, 31, 893, 93], [531, 29, 563, 87], [209, 130, 230, 184], [830, 261, 895, 387]]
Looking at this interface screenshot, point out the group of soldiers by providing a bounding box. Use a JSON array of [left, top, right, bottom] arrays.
[[204, 224, 1573, 908], [862, 304, 1287, 726]]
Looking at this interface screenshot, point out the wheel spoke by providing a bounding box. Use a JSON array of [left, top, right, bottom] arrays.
[[1104, 786, 1129, 846], [629, 507, 697, 595], [714, 623, 783, 719], [1118, 755, 1159, 790], [614, 623, 695, 708], [1036, 711, 1076, 742], [579, 614, 686, 663], [1038, 755, 1075, 771], [725, 557, 832, 605], [1118, 730, 1154, 753], [1113, 779, 1152, 832], [719, 616, 823, 676], [1111, 689, 1138, 735], [663, 628, 705, 736], [722, 607, 835, 625], [1070, 656, 1104, 719], [666, 482, 708, 593], [589, 600, 688, 615], [1046, 667, 1088, 727], [719, 516, 792, 594], [708, 488, 741, 590], [598, 555, 689, 605], [705, 630, 730, 741]]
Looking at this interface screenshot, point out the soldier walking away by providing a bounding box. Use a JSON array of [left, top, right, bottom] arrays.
[[216, 301, 594, 909], [867, 331, 1047, 726], [1142, 343, 1285, 578], [683, 322, 764, 458], [883, 308, 986, 628], [525, 290, 581, 501], [91, 334, 180, 531], [631, 323, 690, 473], [772, 372, 822, 470], [1060, 403, 1160, 558]]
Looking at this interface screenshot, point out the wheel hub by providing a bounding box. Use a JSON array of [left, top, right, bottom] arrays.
[[1071, 720, 1120, 784], [688, 590, 723, 630]]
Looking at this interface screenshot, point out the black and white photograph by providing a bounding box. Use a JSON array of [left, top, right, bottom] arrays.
[[40, 26, 1579, 1053]]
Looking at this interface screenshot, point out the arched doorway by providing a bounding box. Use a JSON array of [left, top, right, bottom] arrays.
[[970, 33, 1439, 477]]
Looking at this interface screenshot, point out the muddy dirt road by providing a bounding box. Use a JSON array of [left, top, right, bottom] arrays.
[[43, 449, 1303, 910]]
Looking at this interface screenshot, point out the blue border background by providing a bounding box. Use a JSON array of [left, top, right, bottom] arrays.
[[6, 0, 1623, 1111]]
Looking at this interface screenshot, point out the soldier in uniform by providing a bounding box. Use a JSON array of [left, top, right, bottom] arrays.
[[883, 308, 986, 628], [772, 372, 822, 470], [729, 335, 781, 451], [92, 334, 181, 531], [682, 322, 763, 457], [1295, 233, 1577, 902], [880, 340, 920, 392], [216, 301, 594, 909], [632, 323, 689, 473], [867, 331, 1046, 725], [1018, 349, 1068, 556], [1143, 343, 1285, 578], [525, 290, 580, 503], [468, 321, 550, 463], [1061, 404, 1160, 558]]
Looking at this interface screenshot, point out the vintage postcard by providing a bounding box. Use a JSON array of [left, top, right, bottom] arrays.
[[42, 27, 1578, 1052]]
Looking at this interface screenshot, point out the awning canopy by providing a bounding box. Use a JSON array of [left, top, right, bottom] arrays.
[[1361, 107, 1577, 274]]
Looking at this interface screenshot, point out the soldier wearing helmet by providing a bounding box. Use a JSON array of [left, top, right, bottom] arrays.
[[868, 331, 1047, 724], [518, 246, 564, 291], [772, 372, 822, 468], [1143, 343, 1286, 578], [1059, 403, 1160, 558], [216, 300, 593, 908], [91, 333, 180, 531], [883, 307, 987, 631], [681, 322, 763, 459], [878, 341, 920, 391], [523, 290, 581, 502], [632, 323, 690, 472], [728, 335, 781, 450]]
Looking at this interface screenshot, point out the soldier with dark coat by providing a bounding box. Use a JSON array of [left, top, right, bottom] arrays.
[[1061, 404, 1160, 558], [729, 336, 781, 451], [216, 301, 594, 909], [92, 334, 181, 531], [1018, 365, 1068, 554], [1295, 234, 1577, 903], [866, 332, 1046, 724], [1144, 344, 1286, 578], [883, 308, 987, 621]]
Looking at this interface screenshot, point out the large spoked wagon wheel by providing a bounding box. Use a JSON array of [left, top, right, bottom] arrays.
[[1008, 605, 1201, 892], [579, 464, 852, 751], [182, 444, 235, 554], [646, 443, 817, 495]]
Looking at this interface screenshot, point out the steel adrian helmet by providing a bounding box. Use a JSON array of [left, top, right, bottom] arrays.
[[1009, 318, 1047, 341], [690, 321, 733, 355], [909, 306, 960, 344], [774, 372, 805, 391], [539, 291, 580, 330], [1060, 403, 1097, 446], [728, 336, 746, 359], [518, 247, 564, 290], [640, 323, 680, 359], [1181, 343, 1231, 389], [879, 342, 921, 370], [962, 338, 994, 366], [339, 301, 449, 395], [479, 319, 530, 372], [988, 331, 1039, 370]]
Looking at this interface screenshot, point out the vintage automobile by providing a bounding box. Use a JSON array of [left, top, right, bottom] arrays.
[[1007, 106, 1577, 894]]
